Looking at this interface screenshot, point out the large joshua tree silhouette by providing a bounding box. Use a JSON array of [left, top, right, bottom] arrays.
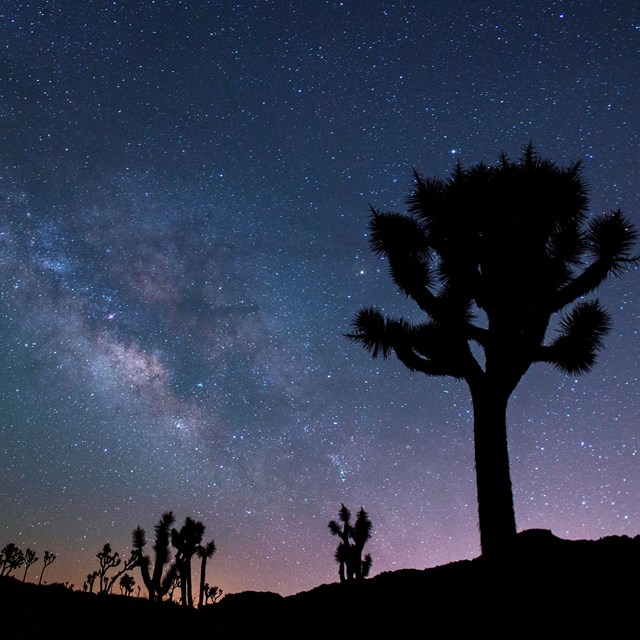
[[348, 146, 637, 557]]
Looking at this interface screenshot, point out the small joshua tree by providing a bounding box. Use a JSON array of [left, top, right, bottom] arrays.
[[196, 539, 216, 608], [22, 548, 38, 582], [95, 544, 120, 593], [168, 571, 181, 602], [171, 517, 205, 607], [86, 571, 99, 593], [119, 574, 135, 596], [328, 505, 352, 582], [0, 543, 24, 577], [351, 508, 373, 580], [39, 551, 56, 585], [94, 543, 137, 595], [204, 583, 223, 604], [328, 505, 373, 582], [132, 512, 177, 602]]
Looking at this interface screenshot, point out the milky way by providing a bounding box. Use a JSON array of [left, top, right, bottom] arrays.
[[1, 1, 639, 596]]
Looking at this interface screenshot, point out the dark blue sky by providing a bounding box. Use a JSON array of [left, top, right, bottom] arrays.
[[1, 0, 639, 595]]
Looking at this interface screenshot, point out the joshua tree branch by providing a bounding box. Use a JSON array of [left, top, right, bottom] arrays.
[[393, 343, 459, 377], [551, 260, 611, 312]]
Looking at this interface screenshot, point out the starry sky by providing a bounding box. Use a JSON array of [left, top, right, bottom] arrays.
[[1, 1, 639, 597]]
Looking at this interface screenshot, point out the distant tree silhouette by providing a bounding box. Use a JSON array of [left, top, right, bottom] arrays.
[[119, 573, 135, 596], [204, 583, 223, 604], [106, 551, 138, 595], [351, 508, 373, 580], [328, 505, 351, 582], [96, 544, 120, 594], [168, 571, 181, 602], [0, 543, 24, 577], [22, 548, 38, 582], [196, 539, 216, 608], [85, 571, 99, 593], [328, 505, 373, 581], [333, 542, 350, 583], [132, 512, 177, 602], [171, 517, 205, 607], [95, 543, 136, 595], [348, 146, 638, 557], [38, 551, 56, 585]]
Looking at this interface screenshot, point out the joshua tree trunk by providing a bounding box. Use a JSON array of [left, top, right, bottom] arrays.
[[471, 382, 517, 558], [178, 559, 193, 606], [137, 557, 155, 601], [353, 546, 363, 581], [186, 562, 193, 607], [198, 556, 206, 608]]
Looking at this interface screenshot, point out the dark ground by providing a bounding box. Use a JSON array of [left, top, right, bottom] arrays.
[[2, 530, 638, 639]]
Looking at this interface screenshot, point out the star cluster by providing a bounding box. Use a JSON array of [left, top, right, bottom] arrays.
[[1, 1, 639, 596]]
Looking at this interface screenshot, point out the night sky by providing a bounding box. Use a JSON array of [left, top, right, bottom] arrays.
[[1, 1, 639, 596]]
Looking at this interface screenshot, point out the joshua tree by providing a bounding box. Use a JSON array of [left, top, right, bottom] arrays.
[[204, 583, 223, 604], [328, 504, 352, 582], [95, 543, 136, 594], [106, 551, 138, 595], [348, 146, 637, 557], [168, 571, 181, 602], [333, 543, 350, 583], [328, 505, 373, 581], [132, 511, 176, 602], [38, 551, 56, 585], [0, 543, 24, 577], [85, 571, 99, 593], [90, 570, 99, 593], [195, 539, 216, 608], [96, 544, 120, 593], [119, 574, 135, 596], [22, 548, 38, 582], [171, 517, 205, 607], [351, 508, 373, 580]]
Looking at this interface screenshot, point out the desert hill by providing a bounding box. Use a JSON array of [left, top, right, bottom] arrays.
[[2, 529, 638, 638]]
